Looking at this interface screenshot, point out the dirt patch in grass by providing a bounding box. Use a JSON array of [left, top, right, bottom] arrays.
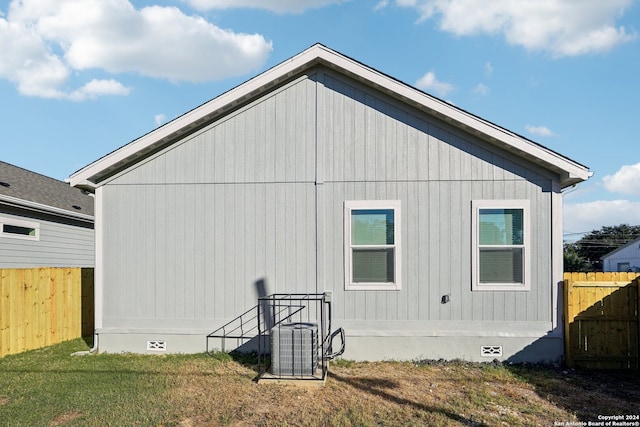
[[163, 358, 640, 426], [49, 410, 83, 426]]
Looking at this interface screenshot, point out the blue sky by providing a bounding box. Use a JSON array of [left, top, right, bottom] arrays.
[[1, 0, 639, 241]]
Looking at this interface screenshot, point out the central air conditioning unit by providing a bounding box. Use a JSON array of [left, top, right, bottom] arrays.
[[270, 322, 318, 376]]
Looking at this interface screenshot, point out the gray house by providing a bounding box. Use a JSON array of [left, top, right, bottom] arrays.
[[601, 237, 640, 272], [69, 44, 591, 362], [0, 161, 94, 268]]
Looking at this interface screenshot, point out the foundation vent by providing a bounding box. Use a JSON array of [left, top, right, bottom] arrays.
[[481, 345, 502, 357], [147, 340, 167, 351]]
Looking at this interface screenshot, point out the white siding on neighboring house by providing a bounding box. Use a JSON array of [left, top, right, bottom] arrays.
[[602, 237, 640, 272]]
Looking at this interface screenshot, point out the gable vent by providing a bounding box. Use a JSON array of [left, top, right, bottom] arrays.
[[147, 341, 167, 351], [480, 345, 503, 357]]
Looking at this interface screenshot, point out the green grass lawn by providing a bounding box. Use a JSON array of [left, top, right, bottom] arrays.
[[1, 339, 639, 426], [0, 339, 204, 426]]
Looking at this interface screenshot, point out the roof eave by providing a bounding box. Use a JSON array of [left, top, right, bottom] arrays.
[[313, 48, 591, 186], [600, 236, 640, 260], [68, 47, 327, 188], [0, 194, 94, 223], [68, 44, 591, 189], [561, 171, 594, 189]]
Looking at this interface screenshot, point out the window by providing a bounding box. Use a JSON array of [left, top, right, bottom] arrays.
[[0, 217, 40, 241], [344, 200, 401, 290], [618, 262, 631, 272], [472, 200, 529, 291]]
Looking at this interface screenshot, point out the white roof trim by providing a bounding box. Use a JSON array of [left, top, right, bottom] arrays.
[[69, 44, 590, 190]]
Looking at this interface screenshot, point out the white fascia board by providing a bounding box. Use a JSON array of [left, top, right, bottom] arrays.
[[68, 44, 590, 189]]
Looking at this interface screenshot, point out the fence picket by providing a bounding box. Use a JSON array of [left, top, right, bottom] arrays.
[[0, 267, 94, 358], [564, 272, 640, 369]]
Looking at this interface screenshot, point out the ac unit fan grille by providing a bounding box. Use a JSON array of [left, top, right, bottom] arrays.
[[270, 322, 318, 376]]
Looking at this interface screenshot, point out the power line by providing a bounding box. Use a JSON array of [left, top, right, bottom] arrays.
[[563, 225, 640, 237]]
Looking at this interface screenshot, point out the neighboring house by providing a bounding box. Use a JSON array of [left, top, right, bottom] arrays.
[[601, 237, 640, 273], [69, 44, 591, 362], [0, 161, 94, 268]]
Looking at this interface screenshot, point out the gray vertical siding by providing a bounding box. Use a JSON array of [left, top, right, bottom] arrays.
[[317, 71, 554, 325], [101, 76, 318, 331], [0, 210, 94, 268], [99, 67, 559, 341]]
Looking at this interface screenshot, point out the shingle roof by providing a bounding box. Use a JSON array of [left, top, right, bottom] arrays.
[[0, 161, 94, 219]]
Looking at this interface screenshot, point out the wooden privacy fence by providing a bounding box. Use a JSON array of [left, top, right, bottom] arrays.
[[0, 267, 94, 358], [564, 272, 640, 369]]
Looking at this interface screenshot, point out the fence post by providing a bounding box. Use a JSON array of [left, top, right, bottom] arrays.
[[637, 276, 640, 369], [564, 277, 573, 368]]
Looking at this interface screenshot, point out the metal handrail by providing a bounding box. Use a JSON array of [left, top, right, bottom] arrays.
[[206, 300, 308, 353], [207, 292, 344, 383]]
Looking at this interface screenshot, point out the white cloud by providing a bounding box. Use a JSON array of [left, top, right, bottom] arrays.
[[397, 0, 636, 57], [603, 163, 640, 196], [415, 71, 455, 97], [374, 0, 390, 11], [484, 61, 493, 76], [0, 12, 69, 98], [0, 0, 272, 99], [68, 79, 131, 101], [564, 199, 640, 237], [154, 114, 167, 126], [472, 82, 489, 95], [185, 0, 343, 13], [525, 124, 555, 137]]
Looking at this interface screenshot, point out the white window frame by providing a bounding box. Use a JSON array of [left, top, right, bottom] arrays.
[[344, 200, 401, 291], [471, 200, 530, 291], [0, 216, 40, 241]]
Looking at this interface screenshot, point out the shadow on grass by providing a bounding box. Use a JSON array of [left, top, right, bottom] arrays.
[[208, 350, 266, 381], [81, 335, 94, 349], [329, 371, 489, 427], [506, 364, 640, 422], [227, 350, 263, 367]]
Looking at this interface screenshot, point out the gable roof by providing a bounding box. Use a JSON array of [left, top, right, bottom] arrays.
[[0, 161, 94, 222], [69, 43, 591, 191], [601, 236, 640, 260]]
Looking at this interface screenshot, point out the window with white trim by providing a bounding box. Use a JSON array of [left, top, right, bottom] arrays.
[[344, 200, 401, 290], [0, 217, 40, 241], [472, 200, 530, 291]]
